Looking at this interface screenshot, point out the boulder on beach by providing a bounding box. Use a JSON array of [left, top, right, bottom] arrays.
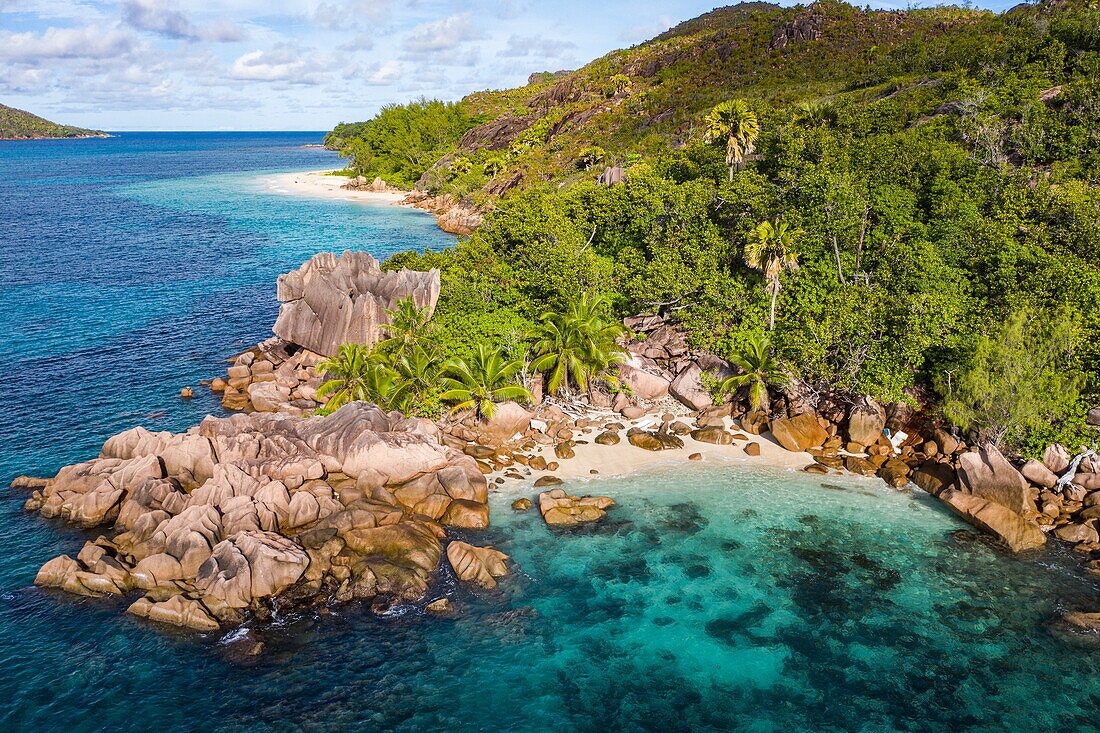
[[769, 413, 828, 452]]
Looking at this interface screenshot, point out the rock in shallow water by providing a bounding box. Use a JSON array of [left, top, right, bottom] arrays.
[[538, 488, 614, 526]]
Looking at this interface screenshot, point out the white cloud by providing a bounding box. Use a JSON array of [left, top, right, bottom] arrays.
[[497, 33, 576, 59], [230, 43, 327, 83], [402, 13, 484, 54], [122, 0, 244, 42], [314, 0, 391, 29], [0, 25, 134, 60], [367, 59, 402, 84]]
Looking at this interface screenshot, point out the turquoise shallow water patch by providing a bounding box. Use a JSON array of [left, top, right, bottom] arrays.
[[3, 133, 1100, 732]]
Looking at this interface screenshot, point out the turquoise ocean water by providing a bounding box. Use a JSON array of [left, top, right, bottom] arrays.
[[3, 133, 1100, 731]]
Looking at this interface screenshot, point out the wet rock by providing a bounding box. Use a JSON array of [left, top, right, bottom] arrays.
[[1054, 523, 1100, 544], [127, 595, 220, 632], [803, 464, 829, 475], [26, 402, 487, 632], [511, 498, 533, 511], [844, 456, 878, 477], [538, 488, 614, 526], [744, 442, 761, 457], [912, 461, 956, 496], [10, 475, 48, 489], [533, 476, 563, 487], [554, 442, 576, 460], [446, 541, 510, 588], [689, 453, 703, 461], [1061, 611, 1100, 631], [878, 459, 911, 488]]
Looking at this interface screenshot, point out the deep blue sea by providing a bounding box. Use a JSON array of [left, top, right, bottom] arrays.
[[3, 133, 1100, 732]]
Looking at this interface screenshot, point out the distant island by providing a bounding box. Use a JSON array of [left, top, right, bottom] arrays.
[[0, 103, 110, 140]]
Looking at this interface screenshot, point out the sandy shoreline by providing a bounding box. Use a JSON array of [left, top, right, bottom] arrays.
[[262, 169, 408, 204], [486, 412, 815, 496]]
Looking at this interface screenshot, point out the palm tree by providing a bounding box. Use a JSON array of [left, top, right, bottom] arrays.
[[440, 344, 533, 418], [528, 293, 626, 398], [316, 344, 402, 414], [391, 344, 444, 411], [795, 101, 838, 128], [715, 334, 793, 413], [703, 100, 760, 181], [379, 297, 437, 358], [744, 219, 801, 331]]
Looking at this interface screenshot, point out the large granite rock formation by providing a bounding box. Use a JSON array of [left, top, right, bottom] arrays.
[[26, 402, 502, 631], [272, 251, 440, 358]]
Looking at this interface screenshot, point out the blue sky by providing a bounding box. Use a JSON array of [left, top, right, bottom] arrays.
[[0, 0, 1020, 131]]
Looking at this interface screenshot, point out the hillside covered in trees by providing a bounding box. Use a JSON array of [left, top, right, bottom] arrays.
[[0, 103, 108, 140], [327, 0, 1100, 453]]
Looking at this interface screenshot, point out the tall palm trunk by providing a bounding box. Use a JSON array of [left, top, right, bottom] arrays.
[[768, 290, 777, 331]]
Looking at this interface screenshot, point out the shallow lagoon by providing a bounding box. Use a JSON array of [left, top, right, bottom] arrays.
[[3, 134, 1100, 732]]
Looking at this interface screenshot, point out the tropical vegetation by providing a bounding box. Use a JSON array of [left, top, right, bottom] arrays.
[[325, 0, 1100, 451]]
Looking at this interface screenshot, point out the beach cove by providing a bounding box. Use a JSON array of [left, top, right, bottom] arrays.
[[6, 134, 1100, 731]]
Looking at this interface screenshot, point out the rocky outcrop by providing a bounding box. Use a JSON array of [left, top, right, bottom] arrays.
[[402, 191, 485, 235], [769, 9, 824, 50], [938, 489, 1046, 553], [273, 251, 440, 358], [28, 402, 492, 632]]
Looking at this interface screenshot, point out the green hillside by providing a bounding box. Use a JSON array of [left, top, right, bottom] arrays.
[[0, 103, 107, 139], [328, 0, 1100, 452]]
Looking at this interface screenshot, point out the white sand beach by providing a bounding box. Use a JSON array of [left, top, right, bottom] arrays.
[[262, 170, 409, 204], [489, 412, 815, 492]]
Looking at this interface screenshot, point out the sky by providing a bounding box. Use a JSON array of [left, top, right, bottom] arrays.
[[0, 0, 1020, 131]]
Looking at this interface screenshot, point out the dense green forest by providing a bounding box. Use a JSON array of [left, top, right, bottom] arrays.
[[0, 103, 106, 139], [329, 0, 1100, 452]]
